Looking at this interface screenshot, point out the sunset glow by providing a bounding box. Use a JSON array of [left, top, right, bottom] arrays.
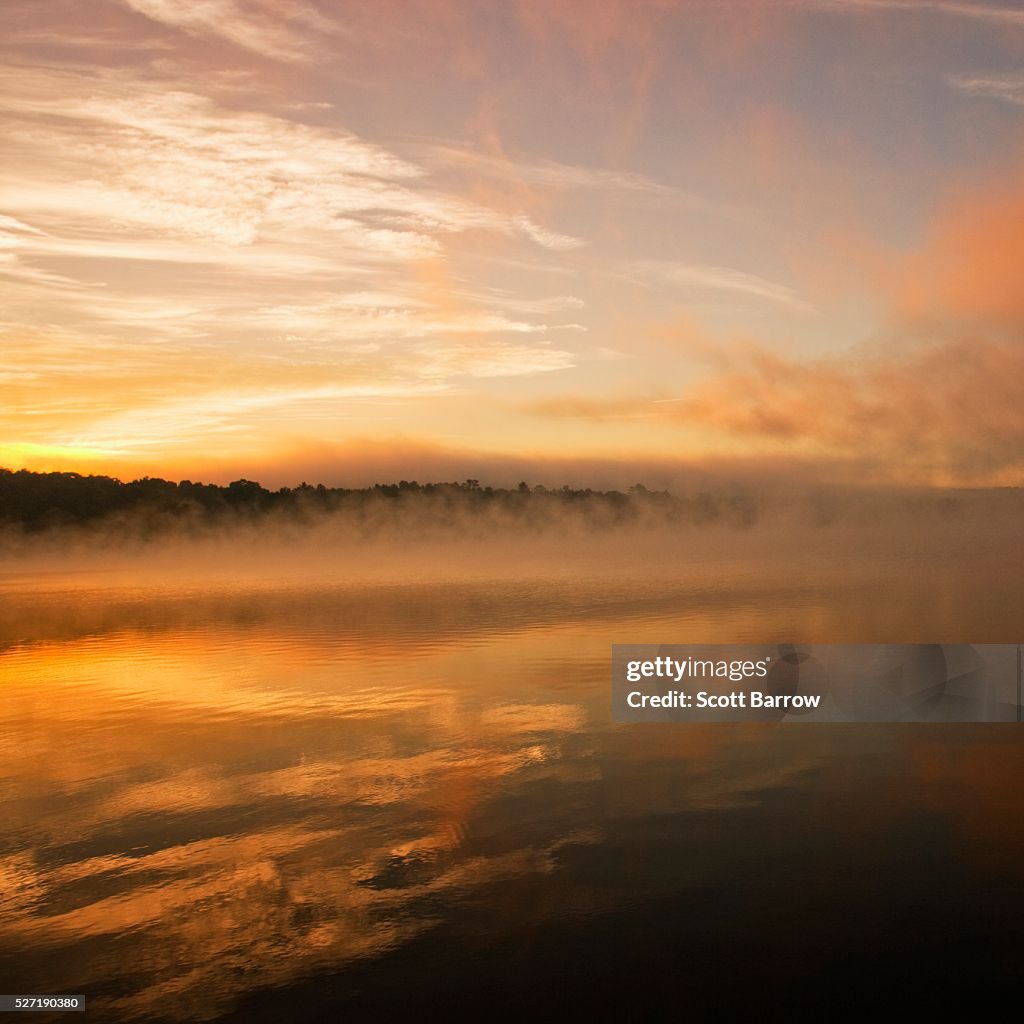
[[4, 0, 1023, 486]]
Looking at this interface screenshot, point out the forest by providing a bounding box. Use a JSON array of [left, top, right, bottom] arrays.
[[0, 467, 1015, 540], [0, 468, 725, 533]]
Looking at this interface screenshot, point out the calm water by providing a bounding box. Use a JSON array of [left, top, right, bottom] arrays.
[[1, 526, 1023, 1018]]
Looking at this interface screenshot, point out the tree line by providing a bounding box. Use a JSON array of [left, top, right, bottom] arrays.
[[0, 468, 759, 533]]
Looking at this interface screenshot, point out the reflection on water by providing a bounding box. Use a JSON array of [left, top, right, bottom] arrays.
[[1, 529, 1023, 1019]]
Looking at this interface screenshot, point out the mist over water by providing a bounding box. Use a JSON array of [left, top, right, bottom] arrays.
[[1, 500, 1022, 1018]]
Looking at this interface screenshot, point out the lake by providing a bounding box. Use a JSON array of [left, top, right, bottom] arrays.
[[1, 520, 1022, 1018]]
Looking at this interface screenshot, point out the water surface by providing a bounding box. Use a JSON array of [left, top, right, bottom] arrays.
[[1, 526, 1022, 1018]]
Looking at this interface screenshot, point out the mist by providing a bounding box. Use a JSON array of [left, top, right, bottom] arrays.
[[2, 471, 1021, 640]]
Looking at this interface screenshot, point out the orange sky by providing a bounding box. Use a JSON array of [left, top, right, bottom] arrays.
[[2, 0, 1023, 487]]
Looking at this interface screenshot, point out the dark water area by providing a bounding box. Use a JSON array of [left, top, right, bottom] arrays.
[[1, 526, 1022, 1019]]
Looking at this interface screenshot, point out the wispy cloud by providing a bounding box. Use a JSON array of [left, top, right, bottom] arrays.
[[121, 0, 341, 62], [0, 52, 593, 456], [56, 383, 445, 454], [512, 215, 585, 251], [949, 74, 1024, 106], [241, 297, 585, 341], [420, 143, 750, 223], [0, 64, 581, 265], [808, 0, 1024, 27], [0, 62, 587, 335], [424, 144, 675, 197], [0, 321, 577, 456], [630, 260, 814, 313]]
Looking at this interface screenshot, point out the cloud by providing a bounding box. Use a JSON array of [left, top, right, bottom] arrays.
[[513, 215, 585, 251], [949, 75, 1024, 107], [4, 0, 1022, 488], [0, 57, 589, 458], [241, 297, 584, 342], [674, 336, 1024, 483], [894, 159, 1024, 325], [809, 0, 1024, 27], [527, 395, 658, 422], [121, 0, 340, 62], [523, 331, 1024, 484], [0, 63, 583, 273], [54, 383, 450, 455], [0, 214, 44, 237], [0, 66, 424, 255], [414, 339, 576, 380], [459, 292, 585, 315], [424, 144, 677, 197], [631, 260, 814, 313], [528, 155, 1024, 485], [0, 322, 578, 456]]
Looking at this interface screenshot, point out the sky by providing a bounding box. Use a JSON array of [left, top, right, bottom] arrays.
[[2, 0, 1023, 488]]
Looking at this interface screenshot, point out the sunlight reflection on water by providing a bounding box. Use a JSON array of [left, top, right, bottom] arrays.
[[1, 533, 1022, 1020]]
